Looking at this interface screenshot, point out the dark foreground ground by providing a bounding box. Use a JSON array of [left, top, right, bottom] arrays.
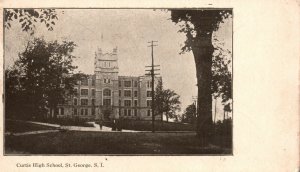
[[5, 120, 232, 155], [5, 131, 231, 155], [5, 120, 56, 133]]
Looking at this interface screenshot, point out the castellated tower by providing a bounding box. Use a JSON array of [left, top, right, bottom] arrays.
[[94, 47, 119, 120]]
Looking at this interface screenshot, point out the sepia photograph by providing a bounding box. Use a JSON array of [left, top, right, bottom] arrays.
[[3, 8, 233, 155]]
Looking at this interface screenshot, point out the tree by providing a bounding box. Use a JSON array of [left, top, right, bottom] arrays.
[[5, 66, 27, 119], [212, 44, 232, 103], [7, 38, 78, 119], [154, 80, 181, 122], [182, 103, 197, 124], [170, 10, 232, 143], [4, 9, 58, 33]]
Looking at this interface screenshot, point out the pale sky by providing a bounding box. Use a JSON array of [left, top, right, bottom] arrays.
[[4, 9, 232, 121]]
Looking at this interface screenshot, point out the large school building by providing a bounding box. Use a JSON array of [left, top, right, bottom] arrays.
[[56, 46, 162, 121]]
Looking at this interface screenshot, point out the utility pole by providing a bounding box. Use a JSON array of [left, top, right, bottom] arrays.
[[145, 41, 159, 133], [192, 96, 198, 127], [214, 97, 217, 124]]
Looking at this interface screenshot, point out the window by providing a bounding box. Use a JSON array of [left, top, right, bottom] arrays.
[[119, 90, 121, 96], [60, 108, 64, 115], [81, 89, 88, 96], [147, 91, 152, 97], [103, 89, 111, 96], [74, 88, 78, 96], [124, 90, 131, 97], [92, 99, 95, 106], [85, 109, 88, 115], [124, 81, 131, 87], [119, 100, 121, 106], [128, 109, 131, 116], [147, 100, 152, 107], [134, 81, 138, 87], [74, 98, 78, 105], [92, 79, 95, 86], [124, 109, 127, 116], [104, 78, 111, 84], [54, 108, 58, 115], [81, 109, 84, 115], [147, 109, 151, 116], [74, 108, 78, 115], [134, 91, 138, 97], [134, 109, 137, 116], [92, 108, 95, 115], [81, 99, 88, 106], [81, 79, 88, 86], [134, 100, 138, 106], [124, 100, 131, 107], [103, 99, 111, 106], [119, 81, 122, 87], [92, 89, 95, 96], [147, 81, 152, 88]]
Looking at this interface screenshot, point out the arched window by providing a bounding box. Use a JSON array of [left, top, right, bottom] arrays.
[[103, 89, 111, 96]]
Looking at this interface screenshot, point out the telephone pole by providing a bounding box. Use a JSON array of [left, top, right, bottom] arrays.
[[145, 41, 159, 133], [192, 96, 198, 128], [192, 96, 198, 117]]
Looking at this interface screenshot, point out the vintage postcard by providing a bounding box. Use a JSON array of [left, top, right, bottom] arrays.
[[0, 0, 299, 172]]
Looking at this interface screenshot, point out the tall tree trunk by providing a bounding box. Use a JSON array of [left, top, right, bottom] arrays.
[[193, 31, 214, 144]]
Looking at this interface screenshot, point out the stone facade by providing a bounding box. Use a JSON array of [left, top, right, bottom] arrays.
[[57, 47, 162, 121]]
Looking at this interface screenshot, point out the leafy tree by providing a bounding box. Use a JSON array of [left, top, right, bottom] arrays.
[[7, 38, 78, 119], [5, 66, 27, 119], [170, 10, 232, 143], [212, 43, 232, 103], [154, 80, 181, 122], [182, 103, 197, 124], [4, 9, 58, 33]]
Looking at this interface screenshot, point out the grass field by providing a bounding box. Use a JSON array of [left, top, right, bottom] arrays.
[[5, 131, 232, 155]]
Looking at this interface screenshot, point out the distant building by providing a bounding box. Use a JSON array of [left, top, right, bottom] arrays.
[[55, 46, 162, 121]]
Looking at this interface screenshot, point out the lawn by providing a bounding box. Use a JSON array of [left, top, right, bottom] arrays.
[[5, 120, 57, 133], [34, 118, 94, 127], [5, 131, 232, 155]]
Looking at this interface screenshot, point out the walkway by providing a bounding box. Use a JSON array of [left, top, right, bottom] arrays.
[[6, 120, 139, 136], [6, 120, 193, 136], [60, 122, 138, 132]]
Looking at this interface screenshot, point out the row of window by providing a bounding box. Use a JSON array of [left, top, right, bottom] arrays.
[[59, 107, 151, 117], [147, 81, 153, 88], [75, 89, 112, 97], [78, 79, 154, 88], [74, 98, 112, 106], [74, 89, 96, 96], [74, 98, 95, 106], [122, 109, 151, 117], [118, 90, 138, 97], [118, 80, 138, 87], [74, 98, 151, 107], [123, 109, 136, 116], [58, 108, 96, 116], [80, 79, 95, 86], [75, 89, 151, 98], [119, 99, 151, 107], [73, 108, 96, 116]]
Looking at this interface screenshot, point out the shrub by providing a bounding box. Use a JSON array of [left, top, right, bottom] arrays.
[[99, 119, 195, 131]]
